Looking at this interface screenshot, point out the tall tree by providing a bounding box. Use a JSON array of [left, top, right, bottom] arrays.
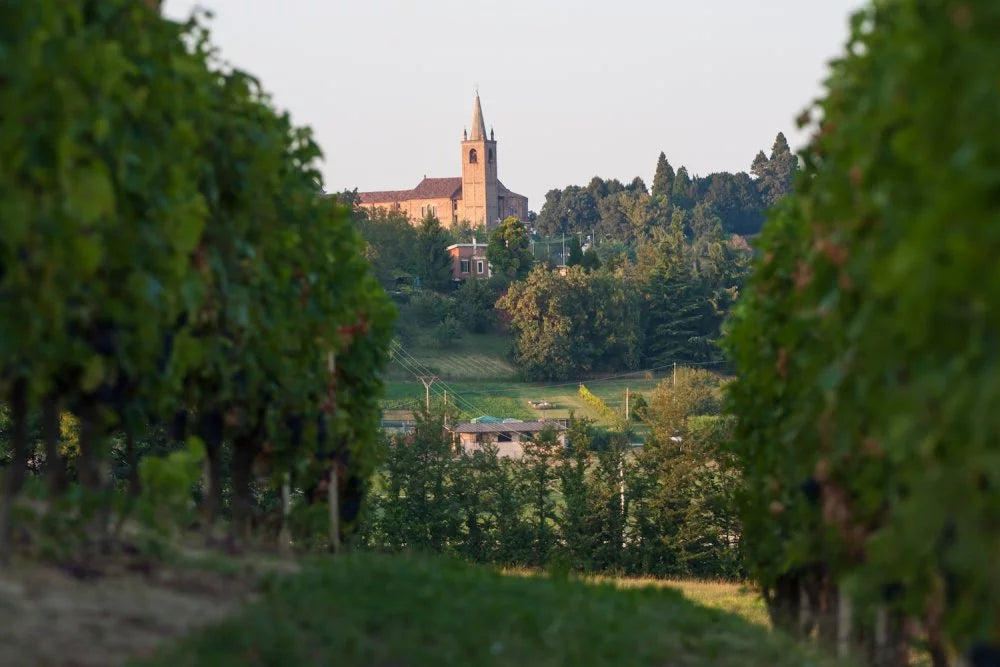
[[486, 216, 534, 283], [751, 133, 797, 206], [671, 167, 695, 210], [750, 150, 769, 181], [416, 214, 454, 291], [352, 206, 420, 289], [518, 426, 561, 565], [652, 152, 675, 200], [566, 236, 584, 266], [766, 132, 797, 201], [627, 176, 648, 195]]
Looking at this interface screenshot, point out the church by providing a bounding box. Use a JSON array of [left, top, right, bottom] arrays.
[[358, 94, 529, 229]]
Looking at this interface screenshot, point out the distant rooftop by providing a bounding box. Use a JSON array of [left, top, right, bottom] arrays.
[[449, 421, 566, 434]]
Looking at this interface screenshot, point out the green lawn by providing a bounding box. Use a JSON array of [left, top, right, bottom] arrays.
[[143, 554, 842, 667]]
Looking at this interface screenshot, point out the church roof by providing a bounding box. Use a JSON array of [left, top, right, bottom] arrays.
[[357, 177, 462, 204], [469, 93, 487, 141], [411, 177, 462, 199], [357, 189, 411, 204]]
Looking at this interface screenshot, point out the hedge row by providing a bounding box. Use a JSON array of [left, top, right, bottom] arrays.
[[726, 1, 1000, 663], [0, 1, 393, 553]]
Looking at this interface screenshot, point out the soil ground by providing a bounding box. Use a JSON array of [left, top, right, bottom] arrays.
[[0, 547, 297, 667]]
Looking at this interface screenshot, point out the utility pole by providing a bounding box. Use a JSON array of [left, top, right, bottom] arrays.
[[419, 375, 438, 411], [327, 349, 340, 555], [673, 362, 677, 388]]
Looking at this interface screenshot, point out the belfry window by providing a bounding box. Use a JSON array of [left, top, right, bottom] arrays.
[[488, 148, 494, 163], [469, 148, 478, 164]]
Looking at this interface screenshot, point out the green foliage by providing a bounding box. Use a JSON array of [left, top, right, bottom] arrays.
[[486, 216, 534, 283], [452, 277, 498, 334], [725, 0, 1000, 654], [536, 140, 795, 241], [434, 316, 464, 350], [651, 152, 675, 200], [137, 437, 205, 535], [641, 214, 748, 366], [578, 385, 624, 430], [409, 290, 448, 327], [750, 132, 797, 206], [349, 203, 419, 289], [415, 214, 454, 291], [581, 247, 602, 272], [566, 236, 584, 266], [497, 266, 643, 381], [0, 1, 393, 554], [365, 378, 738, 579]]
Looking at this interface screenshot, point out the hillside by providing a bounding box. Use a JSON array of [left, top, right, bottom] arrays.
[[145, 554, 844, 667]]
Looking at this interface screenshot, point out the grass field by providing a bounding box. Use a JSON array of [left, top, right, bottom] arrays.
[[384, 331, 679, 425], [145, 554, 842, 667], [383, 376, 666, 424]]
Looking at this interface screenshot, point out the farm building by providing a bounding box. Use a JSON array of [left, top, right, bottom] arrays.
[[380, 410, 416, 433], [448, 420, 566, 459]]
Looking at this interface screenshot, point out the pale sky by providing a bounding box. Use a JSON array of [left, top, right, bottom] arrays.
[[162, 0, 865, 210]]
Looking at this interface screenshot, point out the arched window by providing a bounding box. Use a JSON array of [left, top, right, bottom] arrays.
[[469, 148, 478, 164], [488, 148, 494, 163]]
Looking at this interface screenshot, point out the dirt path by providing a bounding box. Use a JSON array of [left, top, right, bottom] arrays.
[[0, 550, 296, 667]]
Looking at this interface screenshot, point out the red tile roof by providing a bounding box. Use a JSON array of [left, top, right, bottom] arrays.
[[357, 189, 411, 204], [358, 177, 462, 204], [411, 177, 462, 199]]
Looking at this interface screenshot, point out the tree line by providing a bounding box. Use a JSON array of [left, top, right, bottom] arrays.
[[500, 213, 750, 380], [362, 368, 740, 579], [535, 134, 796, 242], [0, 1, 392, 561]]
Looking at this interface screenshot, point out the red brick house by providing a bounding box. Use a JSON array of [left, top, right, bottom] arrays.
[[447, 242, 491, 281]]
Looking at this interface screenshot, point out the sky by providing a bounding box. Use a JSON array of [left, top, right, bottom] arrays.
[[162, 0, 866, 210]]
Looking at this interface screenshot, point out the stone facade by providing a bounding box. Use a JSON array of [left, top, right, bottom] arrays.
[[358, 94, 528, 229]]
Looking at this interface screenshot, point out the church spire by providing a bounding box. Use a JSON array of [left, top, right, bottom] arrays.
[[469, 92, 487, 141]]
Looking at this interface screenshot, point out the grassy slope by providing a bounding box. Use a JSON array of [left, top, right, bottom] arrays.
[[387, 333, 516, 381], [145, 554, 841, 667]]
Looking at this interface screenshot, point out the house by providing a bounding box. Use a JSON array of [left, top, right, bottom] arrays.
[[447, 242, 490, 281], [449, 420, 567, 459], [356, 94, 529, 229]]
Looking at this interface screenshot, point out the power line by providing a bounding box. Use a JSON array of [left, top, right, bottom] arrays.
[[389, 341, 483, 416], [388, 341, 482, 416], [388, 339, 727, 409]]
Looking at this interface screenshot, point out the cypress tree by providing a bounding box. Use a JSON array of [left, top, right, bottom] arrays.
[[416, 214, 454, 290], [651, 151, 675, 199], [566, 236, 584, 266], [671, 166, 694, 210]]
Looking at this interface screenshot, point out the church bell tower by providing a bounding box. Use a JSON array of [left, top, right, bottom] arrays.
[[460, 93, 499, 228]]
